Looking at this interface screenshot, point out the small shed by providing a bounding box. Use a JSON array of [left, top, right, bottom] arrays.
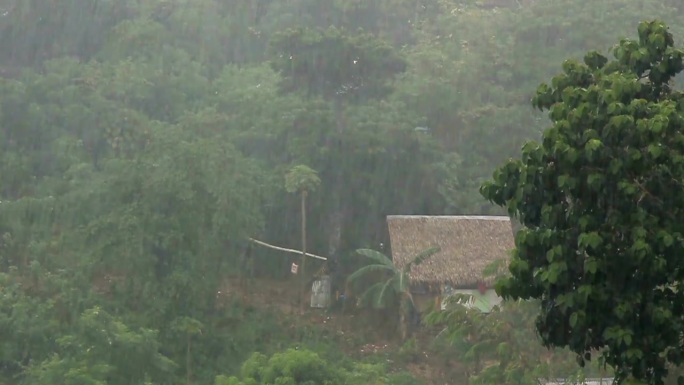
[[386, 215, 514, 313], [310, 275, 332, 308]]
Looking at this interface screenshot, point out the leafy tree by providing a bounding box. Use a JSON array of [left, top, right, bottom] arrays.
[[23, 306, 175, 385], [397, 0, 684, 215], [427, 298, 599, 385], [347, 247, 439, 341], [268, 27, 416, 264], [171, 316, 204, 385], [480, 20, 684, 385], [425, 261, 609, 385], [218, 349, 344, 385], [269, 26, 407, 105], [3, 1, 684, 384], [215, 348, 415, 385]]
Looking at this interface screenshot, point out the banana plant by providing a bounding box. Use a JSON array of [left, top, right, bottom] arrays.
[[347, 246, 440, 341]]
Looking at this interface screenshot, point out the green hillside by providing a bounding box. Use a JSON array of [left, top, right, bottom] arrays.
[[1, 1, 683, 384]]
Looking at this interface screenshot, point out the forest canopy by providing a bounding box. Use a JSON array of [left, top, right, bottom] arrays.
[[1, 0, 684, 384]]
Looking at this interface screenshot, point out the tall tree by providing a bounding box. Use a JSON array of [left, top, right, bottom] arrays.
[[269, 26, 407, 107], [269, 26, 408, 262], [285, 164, 321, 313], [481, 20, 684, 385]]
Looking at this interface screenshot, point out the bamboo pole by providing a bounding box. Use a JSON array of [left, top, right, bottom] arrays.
[[248, 238, 327, 261]]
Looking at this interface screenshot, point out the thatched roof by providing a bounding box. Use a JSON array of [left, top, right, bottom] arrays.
[[387, 215, 514, 288]]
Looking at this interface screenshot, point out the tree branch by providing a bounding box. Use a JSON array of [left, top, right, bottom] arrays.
[[248, 238, 327, 261]]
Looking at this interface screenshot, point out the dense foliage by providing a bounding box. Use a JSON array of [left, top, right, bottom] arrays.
[[2, 0, 684, 384], [426, 299, 606, 385], [482, 20, 684, 385], [214, 348, 416, 385]]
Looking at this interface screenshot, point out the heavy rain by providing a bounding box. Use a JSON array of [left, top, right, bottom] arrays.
[[1, 1, 683, 384]]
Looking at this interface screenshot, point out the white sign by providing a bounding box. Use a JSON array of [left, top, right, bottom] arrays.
[[291, 263, 298, 274]]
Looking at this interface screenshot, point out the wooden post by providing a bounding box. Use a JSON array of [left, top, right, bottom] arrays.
[[436, 282, 445, 310]]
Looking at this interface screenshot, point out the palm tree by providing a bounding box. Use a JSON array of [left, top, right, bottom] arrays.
[[347, 246, 440, 341], [284, 164, 321, 314]]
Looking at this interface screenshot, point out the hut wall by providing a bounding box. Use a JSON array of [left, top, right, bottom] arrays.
[[412, 292, 437, 313]]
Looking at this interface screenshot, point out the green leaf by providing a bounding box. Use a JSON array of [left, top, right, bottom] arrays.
[[651, 119, 664, 134], [587, 173, 604, 190], [579, 232, 603, 250], [647, 143, 664, 159], [558, 174, 576, 189], [607, 102, 624, 114], [584, 258, 598, 275], [578, 216, 591, 230], [626, 349, 644, 361], [355, 249, 393, 266], [608, 158, 623, 174], [578, 285, 593, 300], [546, 261, 566, 284], [284, 164, 321, 194], [658, 230, 674, 247], [585, 138, 603, 155], [406, 246, 441, 270]]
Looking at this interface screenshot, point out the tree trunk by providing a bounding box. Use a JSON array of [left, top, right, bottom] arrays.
[[399, 313, 408, 341], [399, 299, 409, 341], [327, 209, 343, 259], [328, 96, 346, 264], [186, 335, 192, 385], [332, 97, 346, 133], [300, 190, 308, 314]]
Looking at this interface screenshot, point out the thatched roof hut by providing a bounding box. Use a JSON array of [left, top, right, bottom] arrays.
[[387, 215, 514, 289]]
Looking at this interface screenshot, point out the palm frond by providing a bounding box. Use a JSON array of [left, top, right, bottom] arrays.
[[357, 281, 387, 308], [398, 270, 409, 292], [373, 277, 396, 308], [403, 289, 416, 308], [482, 258, 506, 278], [443, 293, 475, 309], [346, 264, 394, 284], [355, 248, 393, 266], [404, 246, 440, 271]]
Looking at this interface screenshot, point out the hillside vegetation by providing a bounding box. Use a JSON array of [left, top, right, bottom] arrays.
[[1, 1, 684, 384]]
